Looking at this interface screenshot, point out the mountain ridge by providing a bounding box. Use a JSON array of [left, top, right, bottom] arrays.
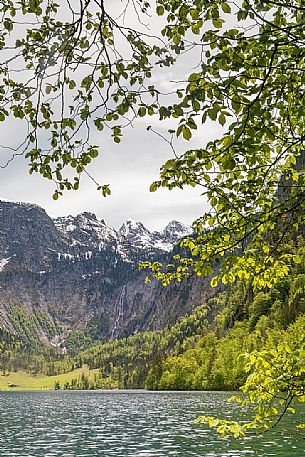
[[0, 200, 212, 347]]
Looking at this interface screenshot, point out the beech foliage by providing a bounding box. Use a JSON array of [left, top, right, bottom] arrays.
[[1, 0, 305, 285]]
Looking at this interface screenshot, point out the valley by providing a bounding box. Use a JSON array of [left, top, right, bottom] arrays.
[[1, 199, 304, 395]]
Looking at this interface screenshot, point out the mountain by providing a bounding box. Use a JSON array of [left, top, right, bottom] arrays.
[[118, 218, 193, 252], [0, 200, 213, 347]]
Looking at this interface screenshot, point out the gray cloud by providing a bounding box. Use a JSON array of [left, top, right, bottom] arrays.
[[0, 5, 224, 231], [1, 118, 210, 230]]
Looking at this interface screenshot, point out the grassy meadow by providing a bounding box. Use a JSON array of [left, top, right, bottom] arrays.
[[0, 366, 101, 390]]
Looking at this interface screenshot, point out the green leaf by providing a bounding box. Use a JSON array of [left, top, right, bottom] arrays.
[[212, 18, 224, 29], [4, 19, 13, 32], [219, 113, 226, 126], [150, 182, 158, 192], [210, 277, 219, 287], [156, 5, 164, 16], [221, 3, 231, 14], [182, 126, 192, 140]]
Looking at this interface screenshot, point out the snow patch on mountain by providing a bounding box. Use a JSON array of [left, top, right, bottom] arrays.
[[160, 220, 193, 243], [119, 219, 157, 250], [54, 212, 119, 248], [0, 257, 10, 271], [119, 218, 192, 252], [54, 213, 192, 256]]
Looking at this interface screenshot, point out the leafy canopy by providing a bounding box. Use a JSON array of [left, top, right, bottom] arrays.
[[1, 0, 305, 284], [196, 316, 305, 437], [143, 0, 305, 289], [0, 0, 173, 197]]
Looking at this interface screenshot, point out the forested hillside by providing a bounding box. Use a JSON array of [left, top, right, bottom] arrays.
[[71, 243, 304, 391], [2, 239, 302, 392], [0, 200, 214, 346]]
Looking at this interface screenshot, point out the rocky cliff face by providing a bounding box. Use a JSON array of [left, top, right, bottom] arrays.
[[0, 200, 212, 344]]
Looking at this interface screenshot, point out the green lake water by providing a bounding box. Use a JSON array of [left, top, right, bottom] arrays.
[[0, 390, 304, 456]]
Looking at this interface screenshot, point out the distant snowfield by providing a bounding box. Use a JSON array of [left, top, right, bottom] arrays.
[[54, 212, 193, 254], [0, 257, 10, 271]]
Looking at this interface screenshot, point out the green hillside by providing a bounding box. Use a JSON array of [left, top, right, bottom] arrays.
[[1, 241, 305, 392], [0, 366, 102, 391]]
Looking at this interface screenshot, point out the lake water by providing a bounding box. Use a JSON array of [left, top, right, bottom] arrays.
[[0, 391, 304, 456]]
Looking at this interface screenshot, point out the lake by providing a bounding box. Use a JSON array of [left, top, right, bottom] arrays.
[[0, 391, 304, 456]]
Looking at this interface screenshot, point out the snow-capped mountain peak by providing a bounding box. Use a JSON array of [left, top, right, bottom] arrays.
[[119, 219, 150, 237], [54, 213, 119, 249], [118, 218, 192, 252], [119, 219, 157, 250], [161, 220, 193, 243], [10, 203, 192, 257], [0, 199, 206, 342]]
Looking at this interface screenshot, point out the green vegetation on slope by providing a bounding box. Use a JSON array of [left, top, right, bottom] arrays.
[[77, 244, 305, 391], [0, 366, 102, 390], [1, 243, 305, 392]]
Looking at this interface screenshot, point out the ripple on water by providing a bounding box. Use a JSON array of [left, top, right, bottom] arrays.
[[0, 391, 304, 457]]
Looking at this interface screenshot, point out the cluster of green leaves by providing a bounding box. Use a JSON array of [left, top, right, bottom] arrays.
[[0, 0, 173, 198], [2, 0, 305, 288], [144, 269, 294, 391], [196, 316, 305, 437], [143, 0, 305, 288]]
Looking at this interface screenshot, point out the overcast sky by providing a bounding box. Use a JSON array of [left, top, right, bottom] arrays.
[[0, 2, 224, 232], [1, 116, 223, 231]]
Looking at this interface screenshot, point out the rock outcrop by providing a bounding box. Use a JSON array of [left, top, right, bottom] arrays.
[[0, 200, 212, 343]]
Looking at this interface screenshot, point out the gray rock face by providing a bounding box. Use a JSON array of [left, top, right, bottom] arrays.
[[0, 200, 212, 344]]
